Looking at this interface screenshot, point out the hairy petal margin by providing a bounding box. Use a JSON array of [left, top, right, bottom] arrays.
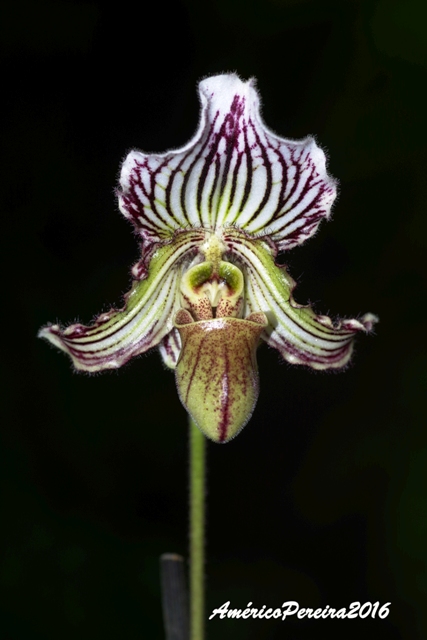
[[119, 74, 336, 250], [224, 228, 378, 369], [38, 231, 203, 372]]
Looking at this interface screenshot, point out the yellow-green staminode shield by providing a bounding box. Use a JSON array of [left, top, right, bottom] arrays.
[[174, 309, 268, 443]]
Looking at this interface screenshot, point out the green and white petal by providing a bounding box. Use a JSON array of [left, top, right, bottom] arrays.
[[224, 229, 377, 369], [38, 231, 203, 372], [119, 74, 336, 250]]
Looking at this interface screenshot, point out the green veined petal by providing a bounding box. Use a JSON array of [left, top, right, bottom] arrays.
[[38, 230, 203, 372], [224, 228, 377, 369]]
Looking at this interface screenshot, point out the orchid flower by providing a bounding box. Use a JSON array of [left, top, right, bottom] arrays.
[[39, 74, 377, 443]]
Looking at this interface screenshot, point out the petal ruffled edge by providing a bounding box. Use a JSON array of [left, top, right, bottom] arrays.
[[118, 74, 336, 250], [223, 228, 378, 370]]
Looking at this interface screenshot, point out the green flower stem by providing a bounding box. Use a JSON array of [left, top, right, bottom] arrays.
[[189, 415, 206, 640]]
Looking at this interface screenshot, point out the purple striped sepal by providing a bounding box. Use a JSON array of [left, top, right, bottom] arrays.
[[119, 74, 337, 252], [39, 74, 377, 442]]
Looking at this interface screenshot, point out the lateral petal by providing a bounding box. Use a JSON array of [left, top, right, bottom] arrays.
[[38, 231, 202, 372], [225, 229, 377, 370]]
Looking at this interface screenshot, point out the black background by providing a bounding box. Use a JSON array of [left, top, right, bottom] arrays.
[[2, 1, 427, 638]]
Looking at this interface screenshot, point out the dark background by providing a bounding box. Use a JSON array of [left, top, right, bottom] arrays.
[[2, 0, 427, 638]]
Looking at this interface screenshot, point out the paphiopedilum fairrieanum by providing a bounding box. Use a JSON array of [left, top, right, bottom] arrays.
[[39, 74, 377, 443]]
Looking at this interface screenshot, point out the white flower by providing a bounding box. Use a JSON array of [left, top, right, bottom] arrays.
[[39, 74, 377, 442]]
